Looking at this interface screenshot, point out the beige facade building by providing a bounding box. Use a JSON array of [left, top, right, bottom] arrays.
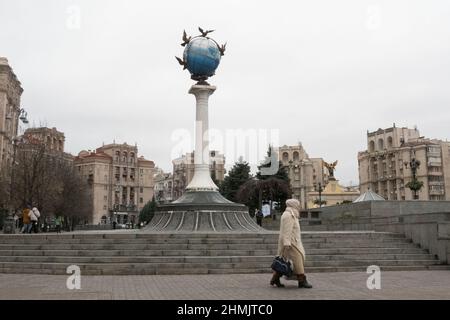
[[154, 168, 173, 203], [172, 150, 225, 200], [358, 125, 450, 201], [277, 144, 329, 209], [278, 143, 359, 208], [21, 127, 74, 163], [74, 143, 155, 224], [0, 57, 23, 175], [307, 180, 360, 207]]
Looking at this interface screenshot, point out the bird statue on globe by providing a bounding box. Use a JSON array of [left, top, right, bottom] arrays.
[[175, 27, 226, 85]]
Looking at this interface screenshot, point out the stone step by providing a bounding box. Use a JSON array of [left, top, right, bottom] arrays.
[[0, 247, 428, 257], [0, 253, 436, 264], [0, 231, 403, 239], [0, 239, 416, 251], [1, 264, 447, 275], [0, 259, 440, 275], [0, 258, 439, 268], [0, 236, 411, 245]]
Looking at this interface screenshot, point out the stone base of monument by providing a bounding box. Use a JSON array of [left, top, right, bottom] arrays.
[[145, 191, 262, 232]]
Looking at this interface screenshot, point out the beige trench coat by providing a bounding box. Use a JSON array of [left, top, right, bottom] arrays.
[[277, 206, 305, 274]]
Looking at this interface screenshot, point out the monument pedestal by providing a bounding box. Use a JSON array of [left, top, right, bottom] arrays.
[[146, 84, 261, 232]]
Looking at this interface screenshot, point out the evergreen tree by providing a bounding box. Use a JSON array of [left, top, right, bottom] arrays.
[[237, 145, 292, 212], [139, 196, 156, 224], [219, 157, 252, 202]]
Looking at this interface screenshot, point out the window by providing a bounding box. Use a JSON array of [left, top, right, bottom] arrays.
[[378, 139, 384, 150], [140, 187, 143, 193], [103, 205, 107, 210], [293, 151, 299, 161], [104, 185, 108, 190], [387, 136, 393, 148], [140, 197, 143, 203], [369, 141, 375, 152], [282, 152, 289, 162], [104, 195, 108, 201]]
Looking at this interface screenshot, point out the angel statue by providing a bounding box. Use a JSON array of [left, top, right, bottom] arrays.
[[324, 160, 338, 179]]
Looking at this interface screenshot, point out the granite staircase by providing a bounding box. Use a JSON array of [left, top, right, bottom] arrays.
[[0, 231, 445, 275]]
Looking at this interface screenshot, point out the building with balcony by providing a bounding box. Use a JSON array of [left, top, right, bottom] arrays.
[[358, 125, 450, 200], [277, 144, 329, 209], [74, 143, 155, 224], [153, 168, 173, 204], [0, 57, 23, 175]]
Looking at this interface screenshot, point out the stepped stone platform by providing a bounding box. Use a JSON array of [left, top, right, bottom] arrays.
[[148, 190, 263, 232], [0, 230, 446, 275]]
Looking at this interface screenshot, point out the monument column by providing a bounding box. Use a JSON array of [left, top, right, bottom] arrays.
[[185, 84, 218, 191], [148, 27, 260, 232]]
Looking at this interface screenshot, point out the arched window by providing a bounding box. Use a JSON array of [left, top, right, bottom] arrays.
[[59, 140, 63, 151], [378, 139, 384, 150], [130, 152, 135, 164], [122, 151, 127, 163], [282, 152, 289, 162], [46, 136, 51, 148], [293, 151, 299, 161], [387, 136, 393, 148], [369, 141, 375, 152]]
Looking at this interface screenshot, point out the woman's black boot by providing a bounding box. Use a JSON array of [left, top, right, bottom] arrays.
[[270, 272, 285, 288], [298, 274, 313, 289]]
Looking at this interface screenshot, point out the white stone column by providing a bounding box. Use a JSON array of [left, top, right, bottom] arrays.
[[185, 84, 219, 191]]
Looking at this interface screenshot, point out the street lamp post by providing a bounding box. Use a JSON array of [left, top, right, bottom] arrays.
[[404, 157, 421, 200], [318, 182, 323, 208], [3, 108, 29, 233]]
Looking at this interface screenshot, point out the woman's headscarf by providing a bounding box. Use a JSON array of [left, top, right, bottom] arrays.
[[286, 199, 301, 217]]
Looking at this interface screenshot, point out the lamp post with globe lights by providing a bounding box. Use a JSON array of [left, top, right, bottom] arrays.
[[404, 153, 422, 200]]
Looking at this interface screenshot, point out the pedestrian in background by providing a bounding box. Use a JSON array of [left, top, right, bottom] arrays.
[[29, 207, 40, 233], [22, 205, 31, 233], [54, 215, 62, 234]]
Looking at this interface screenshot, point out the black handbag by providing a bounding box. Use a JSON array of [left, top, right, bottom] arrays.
[[271, 256, 293, 277]]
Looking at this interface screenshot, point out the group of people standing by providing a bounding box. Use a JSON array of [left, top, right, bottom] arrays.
[[15, 205, 40, 234]]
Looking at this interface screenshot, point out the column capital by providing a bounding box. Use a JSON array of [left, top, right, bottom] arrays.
[[188, 84, 216, 96]]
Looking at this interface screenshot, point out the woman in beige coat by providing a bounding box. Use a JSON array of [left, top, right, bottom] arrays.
[[270, 198, 312, 288]]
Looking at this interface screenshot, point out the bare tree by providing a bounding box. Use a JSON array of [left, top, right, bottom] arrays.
[[9, 135, 90, 228]]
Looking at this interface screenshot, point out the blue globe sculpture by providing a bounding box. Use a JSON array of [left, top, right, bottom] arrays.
[[183, 37, 221, 81]]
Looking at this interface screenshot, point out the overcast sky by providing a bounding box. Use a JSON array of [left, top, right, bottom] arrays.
[[1, 0, 450, 185]]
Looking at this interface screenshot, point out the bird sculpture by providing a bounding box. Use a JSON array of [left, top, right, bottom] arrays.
[[180, 30, 191, 47], [175, 56, 187, 69], [198, 27, 214, 37], [218, 42, 226, 56]]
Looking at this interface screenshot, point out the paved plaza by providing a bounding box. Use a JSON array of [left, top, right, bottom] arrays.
[[0, 270, 449, 300]]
